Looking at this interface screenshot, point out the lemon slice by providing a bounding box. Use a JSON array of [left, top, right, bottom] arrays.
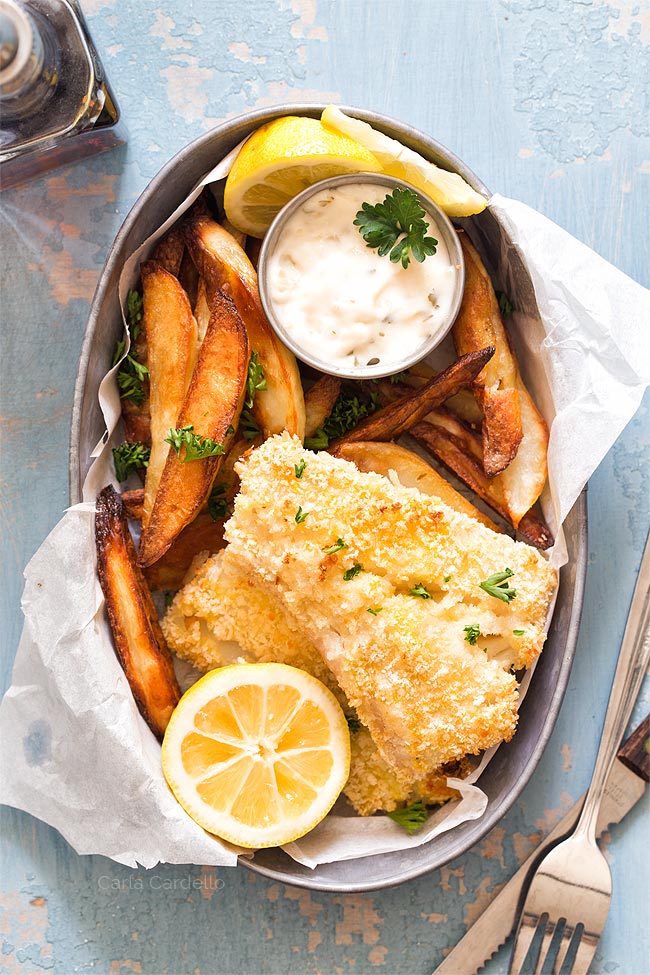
[[321, 105, 487, 217], [223, 116, 381, 237], [161, 663, 351, 848]]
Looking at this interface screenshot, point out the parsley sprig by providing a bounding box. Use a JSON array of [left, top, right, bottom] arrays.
[[295, 506, 309, 524], [347, 716, 362, 733], [343, 563, 363, 581], [239, 351, 266, 441], [294, 459, 307, 479], [113, 290, 149, 405], [479, 568, 517, 604], [464, 624, 481, 646], [387, 800, 428, 835], [165, 425, 225, 462], [323, 537, 347, 555], [207, 482, 231, 520], [305, 391, 378, 450], [354, 188, 438, 269], [409, 583, 431, 599], [496, 290, 514, 318], [112, 440, 150, 482]]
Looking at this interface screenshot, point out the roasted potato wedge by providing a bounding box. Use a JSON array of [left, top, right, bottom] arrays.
[[121, 488, 144, 521], [95, 485, 180, 739], [138, 290, 249, 567], [453, 235, 523, 475], [330, 348, 494, 448], [304, 375, 342, 439], [411, 409, 553, 549], [183, 214, 305, 439], [141, 261, 198, 529], [498, 379, 549, 528], [333, 440, 501, 532], [193, 276, 211, 343], [151, 226, 185, 277], [145, 512, 227, 591]]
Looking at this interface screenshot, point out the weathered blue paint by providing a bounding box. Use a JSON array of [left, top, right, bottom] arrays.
[[1, 1, 648, 972]]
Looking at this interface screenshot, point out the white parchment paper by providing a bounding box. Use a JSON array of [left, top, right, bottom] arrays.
[[1, 149, 648, 870]]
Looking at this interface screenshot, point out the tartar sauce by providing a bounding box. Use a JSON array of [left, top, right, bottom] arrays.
[[265, 182, 458, 372]]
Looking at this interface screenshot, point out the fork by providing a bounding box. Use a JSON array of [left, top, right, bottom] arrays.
[[509, 531, 650, 975]]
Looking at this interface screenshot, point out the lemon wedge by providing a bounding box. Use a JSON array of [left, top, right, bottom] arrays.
[[161, 663, 351, 849], [321, 105, 487, 217], [223, 116, 381, 237]]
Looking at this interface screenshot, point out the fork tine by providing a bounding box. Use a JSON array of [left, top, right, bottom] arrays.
[[535, 917, 562, 975], [508, 913, 548, 975], [552, 922, 576, 974], [568, 926, 600, 975], [540, 919, 566, 975]]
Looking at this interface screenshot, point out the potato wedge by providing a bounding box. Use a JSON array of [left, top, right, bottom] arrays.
[[411, 409, 553, 549], [498, 379, 550, 528], [145, 512, 227, 591], [141, 261, 198, 529], [330, 348, 494, 448], [151, 226, 185, 277], [121, 488, 144, 520], [138, 290, 249, 567], [333, 440, 500, 532], [183, 214, 305, 439], [95, 485, 180, 739], [193, 276, 211, 343], [304, 375, 342, 439], [453, 235, 523, 475], [178, 248, 199, 309]]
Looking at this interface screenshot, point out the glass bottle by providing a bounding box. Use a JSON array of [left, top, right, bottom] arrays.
[[0, 0, 123, 190]]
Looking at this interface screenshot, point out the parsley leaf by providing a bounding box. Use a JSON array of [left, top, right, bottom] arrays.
[[354, 188, 438, 269], [112, 441, 150, 482], [113, 289, 149, 405], [496, 290, 514, 318], [294, 459, 307, 479], [164, 591, 174, 608], [295, 506, 309, 524], [304, 428, 330, 451], [367, 607, 383, 615], [409, 583, 431, 599], [323, 537, 347, 555], [306, 392, 379, 450], [464, 624, 481, 645], [208, 482, 231, 520], [480, 568, 517, 603], [387, 800, 428, 835], [245, 351, 266, 409], [343, 563, 363, 581], [513, 628, 525, 636], [240, 408, 261, 440], [347, 716, 362, 733], [165, 425, 225, 462]]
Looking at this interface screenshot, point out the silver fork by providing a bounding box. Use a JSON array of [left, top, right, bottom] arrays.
[[509, 531, 650, 975]]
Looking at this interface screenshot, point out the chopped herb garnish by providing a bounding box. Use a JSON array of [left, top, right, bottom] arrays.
[[295, 506, 309, 524], [347, 716, 362, 733], [387, 799, 428, 835], [245, 351, 266, 409], [513, 629, 525, 637], [444, 575, 451, 583], [496, 290, 513, 318], [354, 187, 438, 269], [367, 607, 383, 615], [480, 568, 517, 604], [294, 459, 307, 479], [113, 290, 149, 405], [304, 428, 330, 451], [306, 392, 379, 450], [208, 482, 231, 520], [164, 591, 174, 608], [226, 424, 235, 436], [343, 563, 363, 581], [240, 408, 261, 440], [165, 425, 225, 462], [464, 624, 481, 646], [409, 583, 431, 599], [112, 440, 150, 482], [323, 537, 347, 555]]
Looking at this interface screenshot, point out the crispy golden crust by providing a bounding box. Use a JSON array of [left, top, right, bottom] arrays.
[[224, 434, 557, 782], [95, 486, 180, 740], [162, 549, 465, 814]]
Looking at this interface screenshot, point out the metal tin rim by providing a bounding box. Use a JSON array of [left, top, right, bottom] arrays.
[[69, 104, 587, 892], [257, 172, 466, 380]]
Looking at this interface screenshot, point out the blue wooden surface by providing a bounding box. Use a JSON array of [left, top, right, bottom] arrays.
[[1, 1, 649, 972]]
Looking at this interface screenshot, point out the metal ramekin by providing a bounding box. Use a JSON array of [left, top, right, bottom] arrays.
[[256, 172, 466, 380]]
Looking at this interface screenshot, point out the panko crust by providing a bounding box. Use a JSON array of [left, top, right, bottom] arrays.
[[224, 433, 557, 782]]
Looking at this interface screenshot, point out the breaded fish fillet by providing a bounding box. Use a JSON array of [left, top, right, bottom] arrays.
[[162, 549, 464, 814], [225, 434, 556, 783]]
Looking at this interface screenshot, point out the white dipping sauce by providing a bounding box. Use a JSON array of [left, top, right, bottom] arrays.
[[265, 183, 458, 371]]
